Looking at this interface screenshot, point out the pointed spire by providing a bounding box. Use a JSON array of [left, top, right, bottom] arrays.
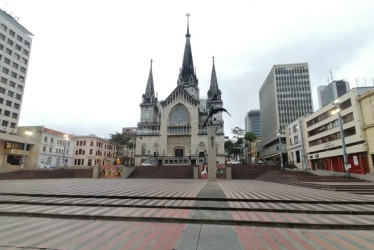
[[208, 56, 221, 97], [144, 59, 155, 101], [186, 13, 191, 38], [179, 13, 197, 85]]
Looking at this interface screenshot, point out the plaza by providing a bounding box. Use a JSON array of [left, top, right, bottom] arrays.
[[1, 177, 374, 249]]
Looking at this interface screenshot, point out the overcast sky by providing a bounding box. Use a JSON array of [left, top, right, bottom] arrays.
[[3, 0, 374, 139]]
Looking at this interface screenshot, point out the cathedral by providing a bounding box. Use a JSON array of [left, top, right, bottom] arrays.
[[135, 17, 225, 166]]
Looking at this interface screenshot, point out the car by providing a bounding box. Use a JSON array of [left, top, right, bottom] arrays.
[[226, 160, 241, 165], [141, 162, 152, 166], [257, 160, 264, 164]]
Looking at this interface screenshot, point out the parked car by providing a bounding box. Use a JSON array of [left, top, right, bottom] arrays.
[[226, 160, 241, 165], [141, 162, 152, 166], [257, 160, 264, 164]]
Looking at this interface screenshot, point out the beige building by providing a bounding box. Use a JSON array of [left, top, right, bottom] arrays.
[[303, 87, 373, 174], [72, 135, 119, 167], [135, 18, 226, 166], [357, 90, 374, 173]]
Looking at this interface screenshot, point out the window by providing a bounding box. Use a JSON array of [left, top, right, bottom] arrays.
[[15, 94, 21, 100], [0, 24, 7, 31], [44, 136, 47, 142], [10, 81, 16, 88], [5, 48, 11, 55], [7, 39, 13, 46], [2, 120, 8, 127], [15, 44, 21, 51], [16, 35, 22, 42], [10, 122, 16, 128], [4, 110, 10, 117], [50, 138, 54, 144], [7, 91, 14, 97], [13, 103, 19, 109], [23, 49, 29, 56], [2, 67, 9, 74], [11, 72, 17, 78], [13, 62, 19, 69], [0, 87, 5, 94], [12, 113, 18, 119], [20, 67, 25, 73], [0, 77, 7, 84], [17, 84, 22, 91], [4, 57, 10, 64], [24, 40, 30, 48], [9, 30, 14, 37], [21, 58, 27, 64], [5, 100, 11, 107], [0, 33, 4, 41]]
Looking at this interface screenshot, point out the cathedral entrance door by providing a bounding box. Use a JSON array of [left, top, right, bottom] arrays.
[[175, 149, 184, 157]]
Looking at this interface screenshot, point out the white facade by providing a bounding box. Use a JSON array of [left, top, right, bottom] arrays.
[[37, 128, 73, 169], [304, 88, 373, 174], [0, 9, 32, 134]]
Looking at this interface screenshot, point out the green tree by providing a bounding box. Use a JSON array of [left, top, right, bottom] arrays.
[[230, 127, 246, 161], [244, 132, 257, 163], [109, 132, 132, 165]]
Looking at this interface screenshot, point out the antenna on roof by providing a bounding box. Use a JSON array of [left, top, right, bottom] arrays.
[[329, 71, 334, 81]]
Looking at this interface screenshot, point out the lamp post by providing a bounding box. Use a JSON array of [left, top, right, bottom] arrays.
[[277, 129, 284, 170], [62, 134, 69, 168], [332, 100, 350, 178], [21, 130, 33, 171], [298, 119, 307, 172]]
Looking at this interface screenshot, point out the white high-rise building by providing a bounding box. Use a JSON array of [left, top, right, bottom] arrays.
[[0, 9, 33, 169], [259, 63, 313, 163], [0, 9, 33, 134]]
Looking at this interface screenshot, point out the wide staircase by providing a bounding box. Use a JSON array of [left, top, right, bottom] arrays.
[[128, 165, 194, 179]]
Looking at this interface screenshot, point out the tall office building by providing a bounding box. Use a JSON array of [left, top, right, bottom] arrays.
[[259, 63, 313, 162], [244, 109, 261, 137], [317, 80, 350, 108], [0, 9, 33, 169], [0, 9, 33, 134]]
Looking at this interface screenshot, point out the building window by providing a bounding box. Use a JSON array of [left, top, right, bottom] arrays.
[[10, 122, 16, 128], [9, 30, 14, 36], [15, 94, 21, 100], [2, 120, 8, 127], [12, 113, 18, 119], [10, 81, 16, 88], [16, 35, 22, 42], [5, 100, 11, 107], [7, 91, 14, 97], [14, 103, 20, 109], [7, 39, 13, 46], [4, 110, 10, 117], [1, 24, 7, 31], [13, 62, 19, 69], [4, 57, 10, 64], [2, 67, 9, 74], [0, 77, 7, 84]]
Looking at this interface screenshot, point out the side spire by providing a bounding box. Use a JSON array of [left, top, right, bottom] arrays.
[[208, 56, 221, 98], [143, 59, 155, 103]]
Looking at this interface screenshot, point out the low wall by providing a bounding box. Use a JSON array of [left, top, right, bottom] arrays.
[[0, 168, 93, 180]]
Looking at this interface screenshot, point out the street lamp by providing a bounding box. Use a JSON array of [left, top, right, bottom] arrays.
[[277, 128, 284, 170], [62, 134, 69, 168], [332, 100, 350, 178], [297, 119, 307, 172], [21, 130, 33, 171]]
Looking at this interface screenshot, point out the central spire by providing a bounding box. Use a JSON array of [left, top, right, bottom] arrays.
[[179, 13, 197, 86]]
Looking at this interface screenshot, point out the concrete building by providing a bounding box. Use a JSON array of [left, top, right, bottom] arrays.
[[317, 80, 350, 109], [244, 109, 261, 137], [304, 87, 374, 174], [72, 135, 119, 167], [16, 126, 73, 169], [135, 17, 225, 166], [286, 117, 307, 170], [0, 9, 33, 170], [357, 89, 374, 173], [259, 63, 313, 163]]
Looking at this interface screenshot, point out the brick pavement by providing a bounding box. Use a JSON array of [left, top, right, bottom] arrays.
[[0, 178, 374, 249]]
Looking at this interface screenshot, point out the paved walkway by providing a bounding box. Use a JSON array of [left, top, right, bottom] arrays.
[[0, 179, 374, 249]]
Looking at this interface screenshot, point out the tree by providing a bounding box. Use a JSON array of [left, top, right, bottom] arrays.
[[109, 132, 132, 165], [230, 127, 246, 162], [244, 132, 257, 163]]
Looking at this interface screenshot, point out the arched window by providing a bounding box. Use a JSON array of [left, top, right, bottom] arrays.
[[141, 143, 146, 156]]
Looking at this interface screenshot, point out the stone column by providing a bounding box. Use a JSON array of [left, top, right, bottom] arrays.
[[207, 126, 217, 181]]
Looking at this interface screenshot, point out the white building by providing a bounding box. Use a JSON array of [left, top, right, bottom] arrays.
[[304, 87, 373, 174], [259, 63, 313, 163], [0, 9, 33, 170]]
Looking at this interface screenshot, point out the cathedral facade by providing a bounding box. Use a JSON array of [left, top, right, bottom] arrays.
[[135, 19, 225, 166]]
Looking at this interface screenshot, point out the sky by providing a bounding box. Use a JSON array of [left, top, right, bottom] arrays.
[[2, 0, 374, 139]]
